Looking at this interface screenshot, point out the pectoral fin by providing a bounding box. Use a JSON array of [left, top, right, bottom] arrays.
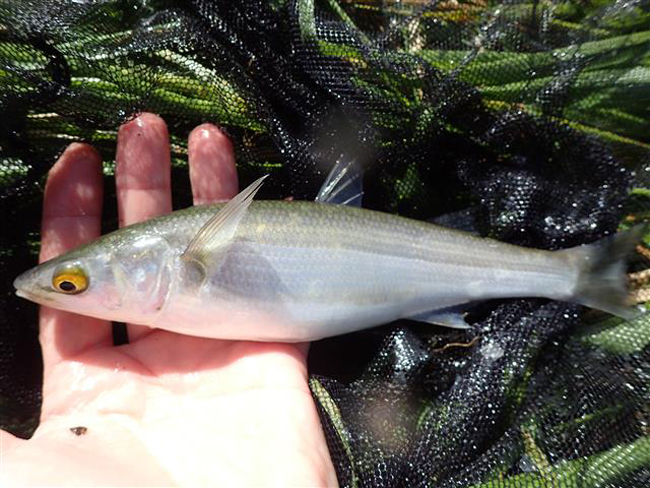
[[315, 157, 363, 207], [181, 175, 267, 272], [409, 309, 471, 329]]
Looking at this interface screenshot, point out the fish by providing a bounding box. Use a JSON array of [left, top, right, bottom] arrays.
[[14, 160, 643, 342]]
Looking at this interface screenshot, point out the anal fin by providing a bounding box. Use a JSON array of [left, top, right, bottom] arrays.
[[409, 308, 471, 329]]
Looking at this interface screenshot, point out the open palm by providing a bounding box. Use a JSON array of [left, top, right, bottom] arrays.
[[1, 114, 337, 487]]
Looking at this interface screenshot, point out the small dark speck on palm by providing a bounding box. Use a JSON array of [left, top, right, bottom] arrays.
[[69, 426, 88, 436]]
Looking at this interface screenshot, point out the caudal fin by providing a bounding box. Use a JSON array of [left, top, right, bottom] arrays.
[[562, 225, 647, 320]]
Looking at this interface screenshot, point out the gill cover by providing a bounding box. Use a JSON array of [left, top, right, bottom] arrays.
[[112, 234, 172, 314]]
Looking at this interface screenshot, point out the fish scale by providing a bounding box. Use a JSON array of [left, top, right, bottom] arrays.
[[14, 186, 642, 341]]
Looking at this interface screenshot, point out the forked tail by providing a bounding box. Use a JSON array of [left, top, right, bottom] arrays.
[[561, 225, 647, 320]]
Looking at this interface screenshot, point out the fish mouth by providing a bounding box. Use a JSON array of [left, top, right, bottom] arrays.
[[13, 273, 30, 299], [15, 287, 55, 304]]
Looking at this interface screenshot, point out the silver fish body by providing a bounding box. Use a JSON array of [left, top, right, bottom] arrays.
[[13, 199, 638, 342]]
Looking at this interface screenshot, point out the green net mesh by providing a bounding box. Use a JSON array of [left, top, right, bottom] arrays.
[[1, 0, 649, 486]]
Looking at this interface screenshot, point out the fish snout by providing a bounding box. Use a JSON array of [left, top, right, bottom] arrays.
[[14, 269, 29, 292], [13, 267, 42, 300]]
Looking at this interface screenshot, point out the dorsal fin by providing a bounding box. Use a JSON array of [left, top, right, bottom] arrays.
[[180, 175, 267, 273], [315, 157, 363, 207]]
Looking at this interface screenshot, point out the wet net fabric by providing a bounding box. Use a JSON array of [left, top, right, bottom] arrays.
[[1, 0, 649, 486]]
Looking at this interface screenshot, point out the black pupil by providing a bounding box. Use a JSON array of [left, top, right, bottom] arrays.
[[59, 280, 76, 292]]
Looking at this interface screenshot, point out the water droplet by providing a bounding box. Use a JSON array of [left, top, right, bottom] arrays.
[[480, 340, 504, 361], [519, 455, 537, 473]]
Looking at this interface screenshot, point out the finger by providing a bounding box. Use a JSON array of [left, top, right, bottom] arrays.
[[39, 144, 112, 386], [116, 113, 172, 225], [116, 113, 172, 341], [188, 123, 238, 204]]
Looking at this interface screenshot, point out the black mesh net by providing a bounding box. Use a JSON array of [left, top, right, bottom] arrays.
[[1, 0, 649, 486]]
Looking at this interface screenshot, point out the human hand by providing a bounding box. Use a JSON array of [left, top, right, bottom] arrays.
[[1, 113, 337, 487]]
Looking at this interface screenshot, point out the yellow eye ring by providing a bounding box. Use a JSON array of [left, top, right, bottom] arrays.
[[52, 265, 88, 294]]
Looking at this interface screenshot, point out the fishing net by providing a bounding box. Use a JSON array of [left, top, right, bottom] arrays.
[[1, 0, 649, 485]]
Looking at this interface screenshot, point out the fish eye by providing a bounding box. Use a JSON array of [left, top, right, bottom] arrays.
[[52, 264, 88, 295]]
